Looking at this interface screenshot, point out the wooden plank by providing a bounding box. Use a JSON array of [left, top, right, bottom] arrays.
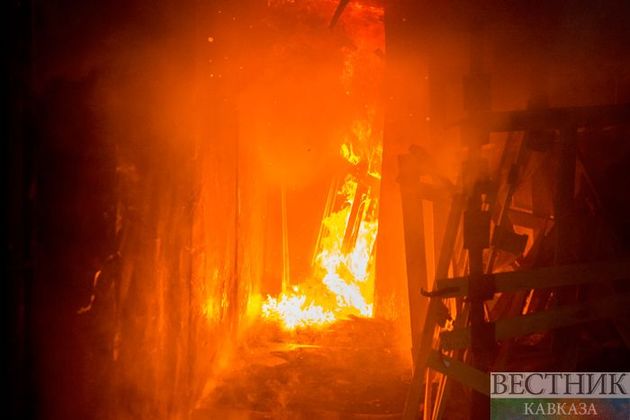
[[426, 350, 490, 396], [432, 303, 470, 420], [402, 300, 443, 420], [403, 193, 465, 420], [426, 194, 465, 420], [440, 295, 630, 350], [398, 154, 430, 357], [423, 369, 434, 420], [457, 103, 630, 132], [507, 208, 552, 230], [435, 259, 630, 298]]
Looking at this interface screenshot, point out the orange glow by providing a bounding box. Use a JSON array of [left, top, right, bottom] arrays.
[[340, 143, 361, 166], [262, 286, 335, 329], [262, 131, 381, 330], [195, 0, 385, 333], [251, 0, 385, 331]]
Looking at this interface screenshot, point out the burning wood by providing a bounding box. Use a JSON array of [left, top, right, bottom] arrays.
[[257, 0, 385, 331], [261, 143, 381, 329]]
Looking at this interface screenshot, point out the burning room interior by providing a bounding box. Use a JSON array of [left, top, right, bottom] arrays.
[[4, 0, 630, 419]]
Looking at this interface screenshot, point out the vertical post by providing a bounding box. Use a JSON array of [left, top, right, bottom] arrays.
[[554, 126, 577, 265], [398, 153, 428, 362], [552, 126, 578, 369], [465, 185, 490, 420], [401, 191, 465, 420], [463, 25, 492, 419]]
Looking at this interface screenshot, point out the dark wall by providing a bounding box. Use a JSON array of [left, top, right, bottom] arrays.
[[5, 0, 203, 418]]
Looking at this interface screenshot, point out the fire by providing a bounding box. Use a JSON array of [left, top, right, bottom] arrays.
[[255, 0, 384, 331], [316, 177, 376, 317], [261, 286, 335, 330], [261, 139, 381, 330], [340, 143, 361, 166]]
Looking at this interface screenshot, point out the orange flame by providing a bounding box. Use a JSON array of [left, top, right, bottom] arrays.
[[261, 134, 381, 330], [261, 286, 335, 329], [255, 0, 384, 331]]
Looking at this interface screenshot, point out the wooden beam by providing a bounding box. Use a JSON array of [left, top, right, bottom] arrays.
[[434, 259, 630, 298], [432, 303, 470, 420], [402, 299, 443, 420], [456, 103, 630, 132], [426, 350, 490, 396], [398, 157, 429, 361], [440, 295, 630, 350], [507, 208, 552, 231]]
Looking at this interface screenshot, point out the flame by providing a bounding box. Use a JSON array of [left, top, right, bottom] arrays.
[[262, 286, 335, 329], [254, 0, 384, 331], [316, 177, 376, 317], [340, 143, 361, 166], [261, 138, 381, 330]]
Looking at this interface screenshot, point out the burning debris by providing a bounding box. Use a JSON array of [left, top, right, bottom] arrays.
[[261, 143, 381, 330]]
